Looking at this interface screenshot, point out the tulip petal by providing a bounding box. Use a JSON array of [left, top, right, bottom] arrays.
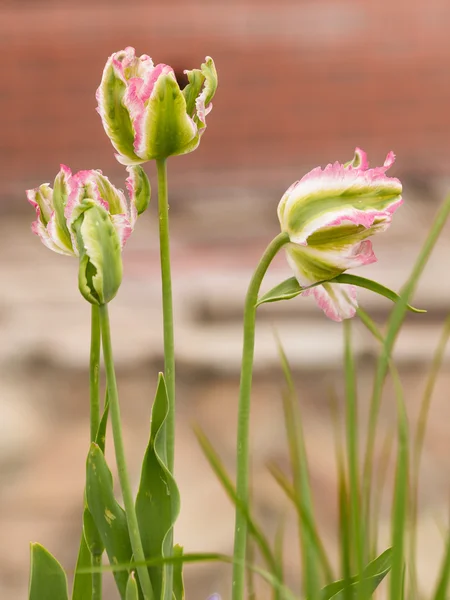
[[126, 165, 150, 227], [96, 51, 143, 165], [286, 238, 377, 288], [27, 184, 53, 226], [303, 283, 357, 321], [111, 214, 133, 249], [74, 203, 123, 305], [279, 150, 402, 246], [30, 217, 74, 256], [135, 71, 198, 160], [183, 56, 218, 131], [51, 165, 73, 252]]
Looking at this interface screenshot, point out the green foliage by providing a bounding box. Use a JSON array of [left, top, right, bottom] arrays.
[[86, 443, 133, 598], [318, 549, 392, 599], [257, 274, 425, 313], [135, 374, 180, 600], [172, 545, 185, 600], [29, 543, 69, 600], [72, 533, 92, 600], [126, 572, 139, 600]]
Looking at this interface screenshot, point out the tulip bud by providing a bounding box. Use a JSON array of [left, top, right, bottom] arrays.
[[96, 47, 217, 165], [73, 201, 123, 305], [27, 165, 148, 305], [278, 148, 403, 321]]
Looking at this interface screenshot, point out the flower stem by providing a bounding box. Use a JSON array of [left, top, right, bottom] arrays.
[[90, 305, 101, 443], [89, 305, 102, 600], [99, 303, 154, 600], [156, 158, 175, 474], [232, 231, 289, 600]]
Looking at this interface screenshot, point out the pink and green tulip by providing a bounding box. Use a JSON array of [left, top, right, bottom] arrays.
[[27, 165, 150, 304], [96, 47, 217, 165], [277, 148, 403, 321]]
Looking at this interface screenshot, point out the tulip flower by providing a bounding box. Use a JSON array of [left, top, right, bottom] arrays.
[[277, 148, 403, 321], [27, 165, 150, 304], [96, 47, 217, 165]]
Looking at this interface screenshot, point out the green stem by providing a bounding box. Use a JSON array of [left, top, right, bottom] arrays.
[[156, 158, 175, 475], [99, 303, 154, 600], [232, 231, 289, 600], [90, 305, 102, 600], [343, 321, 364, 598], [90, 305, 101, 443]]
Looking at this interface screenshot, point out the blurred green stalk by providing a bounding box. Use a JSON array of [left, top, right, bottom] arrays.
[[232, 231, 289, 600]]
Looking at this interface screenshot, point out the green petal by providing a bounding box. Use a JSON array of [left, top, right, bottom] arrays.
[[142, 73, 198, 159], [52, 170, 73, 251], [182, 69, 205, 118], [98, 63, 142, 163], [73, 203, 123, 305]]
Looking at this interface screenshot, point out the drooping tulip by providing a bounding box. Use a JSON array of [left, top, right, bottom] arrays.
[[277, 148, 403, 321]]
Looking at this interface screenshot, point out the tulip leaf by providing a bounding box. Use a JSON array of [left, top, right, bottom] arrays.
[[95, 392, 109, 455], [29, 543, 69, 600], [257, 275, 425, 313], [332, 274, 426, 313], [135, 373, 181, 600], [173, 545, 185, 600], [86, 442, 132, 599], [317, 547, 392, 599], [72, 525, 93, 600], [73, 395, 108, 599], [256, 277, 303, 306], [126, 572, 139, 600]]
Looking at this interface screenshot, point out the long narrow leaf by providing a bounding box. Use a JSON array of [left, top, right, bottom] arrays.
[[29, 543, 69, 600], [135, 374, 180, 600], [277, 339, 322, 599], [343, 321, 364, 591], [389, 374, 409, 600], [71, 529, 93, 600], [85, 443, 132, 598], [318, 548, 392, 600], [432, 529, 450, 600], [194, 427, 279, 576], [362, 194, 450, 533], [268, 464, 334, 583], [257, 275, 424, 313], [410, 314, 450, 595]]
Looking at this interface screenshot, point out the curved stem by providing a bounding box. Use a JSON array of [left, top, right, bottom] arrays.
[[156, 158, 175, 475], [99, 303, 154, 600], [89, 305, 102, 600], [232, 231, 289, 600]]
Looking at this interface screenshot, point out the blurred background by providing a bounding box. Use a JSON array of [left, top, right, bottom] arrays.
[[2, 0, 450, 597]]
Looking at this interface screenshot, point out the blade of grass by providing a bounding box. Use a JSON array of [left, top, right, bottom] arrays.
[[277, 339, 322, 599], [330, 396, 352, 600], [370, 430, 395, 561], [362, 194, 450, 537], [80, 552, 299, 600], [274, 515, 286, 594], [268, 464, 334, 583], [389, 371, 409, 600], [409, 313, 450, 597], [432, 528, 450, 600], [343, 321, 365, 595], [194, 427, 280, 582]]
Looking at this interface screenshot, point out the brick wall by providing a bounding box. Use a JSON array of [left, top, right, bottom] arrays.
[[2, 0, 450, 200]]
